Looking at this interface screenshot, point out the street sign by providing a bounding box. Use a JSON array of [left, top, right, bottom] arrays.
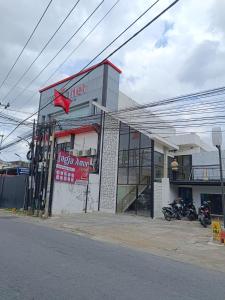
[[17, 167, 30, 175]]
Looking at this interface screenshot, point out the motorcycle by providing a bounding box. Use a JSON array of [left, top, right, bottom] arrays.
[[198, 201, 211, 228], [162, 200, 182, 221], [181, 201, 198, 221]]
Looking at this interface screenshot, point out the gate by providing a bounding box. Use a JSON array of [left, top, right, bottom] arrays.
[[0, 175, 28, 209]]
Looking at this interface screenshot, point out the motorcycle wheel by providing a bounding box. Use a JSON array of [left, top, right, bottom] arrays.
[[201, 219, 207, 228], [164, 211, 172, 221]]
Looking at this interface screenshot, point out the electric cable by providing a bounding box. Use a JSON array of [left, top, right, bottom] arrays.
[[2, 0, 81, 104], [0, 0, 54, 91], [0, 0, 182, 145], [1, 0, 167, 141], [10, 0, 105, 104]]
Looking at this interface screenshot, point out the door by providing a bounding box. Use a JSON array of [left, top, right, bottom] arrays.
[[201, 194, 222, 215], [178, 187, 193, 204]]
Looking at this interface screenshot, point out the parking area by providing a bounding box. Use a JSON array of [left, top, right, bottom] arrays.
[[2, 210, 225, 273]]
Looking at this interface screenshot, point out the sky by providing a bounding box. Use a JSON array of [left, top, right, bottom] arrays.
[[0, 0, 224, 160]]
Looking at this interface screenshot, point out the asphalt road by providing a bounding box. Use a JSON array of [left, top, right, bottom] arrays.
[[0, 215, 225, 300]]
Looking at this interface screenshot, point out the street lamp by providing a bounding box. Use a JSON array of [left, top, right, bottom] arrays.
[[212, 126, 225, 227]]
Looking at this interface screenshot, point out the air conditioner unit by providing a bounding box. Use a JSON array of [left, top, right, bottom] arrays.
[[73, 149, 79, 156], [78, 150, 83, 156], [83, 149, 90, 156]]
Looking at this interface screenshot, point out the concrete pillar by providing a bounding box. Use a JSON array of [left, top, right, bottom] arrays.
[[163, 148, 168, 178]]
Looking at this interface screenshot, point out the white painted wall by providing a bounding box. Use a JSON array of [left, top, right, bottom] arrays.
[[52, 174, 100, 215], [73, 131, 98, 151], [52, 181, 87, 215], [192, 185, 221, 208], [57, 136, 71, 143], [154, 178, 170, 218], [169, 184, 221, 210], [118, 92, 176, 138], [154, 141, 164, 154]]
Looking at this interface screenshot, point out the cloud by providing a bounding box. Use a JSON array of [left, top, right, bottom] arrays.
[[0, 0, 225, 158], [178, 40, 225, 87]]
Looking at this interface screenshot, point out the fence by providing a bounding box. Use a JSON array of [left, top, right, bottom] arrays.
[[0, 175, 28, 209]]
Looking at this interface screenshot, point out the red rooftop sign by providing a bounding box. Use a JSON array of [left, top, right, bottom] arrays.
[[55, 151, 90, 184]]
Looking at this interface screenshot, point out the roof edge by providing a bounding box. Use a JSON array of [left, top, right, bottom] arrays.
[[39, 60, 122, 93]]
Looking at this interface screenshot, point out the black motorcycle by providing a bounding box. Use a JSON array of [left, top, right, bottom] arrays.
[[182, 201, 198, 221], [198, 201, 211, 228], [162, 200, 182, 221]]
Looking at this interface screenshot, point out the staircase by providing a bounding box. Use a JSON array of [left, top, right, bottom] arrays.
[[117, 178, 148, 213]]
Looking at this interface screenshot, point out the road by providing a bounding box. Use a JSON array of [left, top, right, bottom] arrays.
[[0, 215, 225, 300]]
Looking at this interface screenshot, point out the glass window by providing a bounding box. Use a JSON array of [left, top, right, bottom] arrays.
[[129, 149, 139, 166], [140, 148, 151, 166], [154, 151, 164, 166], [128, 167, 139, 184], [140, 133, 151, 148], [154, 151, 164, 181], [155, 166, 164, 181], [140, 167, 151, 184], [120, 122, 129, 135], [119, 150, 129, 167], [118, 168, 128, 184], [119, 134, 129, 150], [129, 130, 140, 149]]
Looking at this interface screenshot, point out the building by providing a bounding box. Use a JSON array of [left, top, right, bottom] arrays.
[[37, 60, 222, 217]]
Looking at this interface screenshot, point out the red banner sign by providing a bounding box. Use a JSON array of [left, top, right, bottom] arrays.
[[55, 151, 90, 184]]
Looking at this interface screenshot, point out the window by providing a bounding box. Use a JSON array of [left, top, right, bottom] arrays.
[[119, 150, 129, 167], [140, 148, 151, 166], [117, 123, 153, 216], [119, 134, 129, 151], [129, 149, 139, 167], [154, 151, 164, 181], [129, 130, 140, 149], [57, 142, 71, 152], [118, 168, 128, 184], [140, 167, 151, 184], [128, 167, 139, 184], [201, 194, 222, 215], [140, 133, 151, 148]]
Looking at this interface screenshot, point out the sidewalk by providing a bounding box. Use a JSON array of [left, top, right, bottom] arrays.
[[2, 210, 225, 273]]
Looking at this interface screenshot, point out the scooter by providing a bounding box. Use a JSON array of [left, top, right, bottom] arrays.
[[198, 201, 211, 228], [182, 201, 198, 221], [162, 200, 182, 221]]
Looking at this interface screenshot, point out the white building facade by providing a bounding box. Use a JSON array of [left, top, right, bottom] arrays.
[[38, 60, 222, 218]]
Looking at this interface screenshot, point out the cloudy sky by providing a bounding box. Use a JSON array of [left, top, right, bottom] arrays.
[[0, 0, 224, 160]]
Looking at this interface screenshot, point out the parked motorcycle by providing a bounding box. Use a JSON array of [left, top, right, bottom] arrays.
[[198, 201, 211, 228], [162, 200, 182, 221], [181, 201, 198, 221]]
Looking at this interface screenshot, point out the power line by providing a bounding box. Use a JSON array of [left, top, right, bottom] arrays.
[[42, 0, 121, 87], [2, 0, 81, 104], [9, 0, 105, 104], [12, 0, 121, 111], [1, 0, 180, 145], [0, 0, 54, 91], [1, 0, 163, 140]]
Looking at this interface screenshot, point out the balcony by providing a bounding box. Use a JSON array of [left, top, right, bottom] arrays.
[[169, 164, 225, 186]]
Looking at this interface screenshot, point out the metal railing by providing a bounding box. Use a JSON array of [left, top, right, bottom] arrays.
[[169, 164, 225, 182]]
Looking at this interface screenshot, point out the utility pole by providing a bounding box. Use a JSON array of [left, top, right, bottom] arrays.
[[212, 126, 225, 228], [44, 121, 55, 218], [28, 119, 36, 211]]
